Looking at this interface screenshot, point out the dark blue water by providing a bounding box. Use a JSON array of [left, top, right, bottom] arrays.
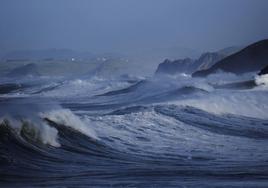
[[1, 75, 268, 187]]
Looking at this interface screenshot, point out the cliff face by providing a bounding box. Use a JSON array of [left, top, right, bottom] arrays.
[[155, 52, 225, 75], [193, 39, 268, 77], [155, 58, 194, 75], [195, 52, 225, 71]]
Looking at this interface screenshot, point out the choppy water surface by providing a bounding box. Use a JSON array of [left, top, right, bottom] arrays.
[[1, 73, 268, 187]]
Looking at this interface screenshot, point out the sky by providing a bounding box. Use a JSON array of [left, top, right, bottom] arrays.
[[0, 0, 268, 54]]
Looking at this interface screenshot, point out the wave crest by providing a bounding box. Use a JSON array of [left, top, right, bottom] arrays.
[[40, 109, 98, 140], [0, 100, 98, 147], [0, 117, 60, 147]]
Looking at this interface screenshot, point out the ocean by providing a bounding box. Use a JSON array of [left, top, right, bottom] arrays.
[[1, 73, 268, 187]]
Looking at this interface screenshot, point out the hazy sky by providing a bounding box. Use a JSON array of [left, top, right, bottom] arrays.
[[1, 0, 268, 54]]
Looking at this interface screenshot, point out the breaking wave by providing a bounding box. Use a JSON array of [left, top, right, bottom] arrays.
[[255, 74, 268, 88], [0, 99, 97, 148], [1, 73, 268, 187]]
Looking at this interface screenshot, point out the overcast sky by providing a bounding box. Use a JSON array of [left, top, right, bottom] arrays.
[[1, 0, 268, 54]]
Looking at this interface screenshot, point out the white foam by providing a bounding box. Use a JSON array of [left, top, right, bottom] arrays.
[[150, 72, 267, 119], [0, 99, 98, 147], [38, 122, 60, 147], [40, 109, 98, 140], [85, 108, 268, 161], [0, 116, 60, 147], [172, 89, 268, 119], [255, 74, 268, 88]]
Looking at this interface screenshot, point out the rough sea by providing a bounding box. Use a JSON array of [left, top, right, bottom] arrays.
[[1, 73, 268, 187]]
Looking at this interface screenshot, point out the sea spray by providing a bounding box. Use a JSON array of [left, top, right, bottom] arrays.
[[0, 98, 98, 147], [0, 116, 60, 147], [40, 109, 98, 140], [255, 74, 268, 87]]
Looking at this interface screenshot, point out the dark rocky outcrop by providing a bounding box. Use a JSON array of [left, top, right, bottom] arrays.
[[6, 63, 40, 77], [155, 52, 225, 75], [155, 58, 194, 75], [195, 52, 225, 71], [193, 39, 268, 77]]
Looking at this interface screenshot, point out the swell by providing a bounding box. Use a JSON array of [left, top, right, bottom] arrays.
[[93, 85, 208, 107], [31, 83, 62, 94], [0, 119, 117, 185], [97, 80, 147, 96], [107, 104, 268, 140], [62, 85, 208, 113], [1, 74, 268, 187], [154, 105, 268, 139], [1, 104, 268, 186], [0, 83, 27, 94], [138, 86, 208, 103]]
